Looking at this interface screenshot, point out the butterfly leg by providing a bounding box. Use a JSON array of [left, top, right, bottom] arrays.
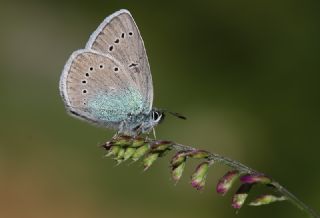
[[111, 121, 126, 139], [117, 121, 126, 135], [118, 120, 136, 136], [152, 128, 157, 139]]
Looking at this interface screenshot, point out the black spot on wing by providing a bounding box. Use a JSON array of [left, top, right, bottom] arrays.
[[129, 63, 138, 67]]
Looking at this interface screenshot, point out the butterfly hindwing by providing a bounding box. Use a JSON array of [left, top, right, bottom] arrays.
[[60, 49, 145, 128]]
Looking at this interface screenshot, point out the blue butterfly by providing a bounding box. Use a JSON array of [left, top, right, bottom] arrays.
[[59, 9, 185, 137]]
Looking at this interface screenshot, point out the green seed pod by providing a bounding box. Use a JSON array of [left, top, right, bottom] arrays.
[[115, 147, 125, 160], [112, 135, 132, 147], [171, 151, 188, 168], [232, 193, 249, 209], [123, 147, 136, 161], [231, 183, 254, 209], [249, 195, 286, 206], [151, 140, 172, 151], [132, 144, 150, 161], [105, 146, 120, 157], [172, 161, 186, 183], [190, 161, 210, 190], [216, 170, 240, 195], [143, 152, 159, 171], [131, 137, 145, 147]]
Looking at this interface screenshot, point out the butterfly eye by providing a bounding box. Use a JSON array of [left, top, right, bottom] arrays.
[[152, 111, 160, 121]]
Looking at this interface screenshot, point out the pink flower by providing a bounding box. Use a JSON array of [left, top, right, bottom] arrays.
[[216, 170, 240, 195], [240, 174, 272, 185], [190, 162, 210, 190]]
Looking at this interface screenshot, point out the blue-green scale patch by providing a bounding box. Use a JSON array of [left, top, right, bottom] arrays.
[[87, 88, 145, 123]]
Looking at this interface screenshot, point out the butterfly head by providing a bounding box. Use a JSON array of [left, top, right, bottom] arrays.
[[140, 108, 186, 133], [139, 108, 165, 133], [151, 108, 165, 124]]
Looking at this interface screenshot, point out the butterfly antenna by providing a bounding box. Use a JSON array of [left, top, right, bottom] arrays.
[[168, 111, 187, 120]]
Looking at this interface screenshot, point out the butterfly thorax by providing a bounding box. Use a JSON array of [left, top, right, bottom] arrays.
[[118, 108, 164, 136]]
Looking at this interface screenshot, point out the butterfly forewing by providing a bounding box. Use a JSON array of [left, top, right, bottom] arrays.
[[86, 9, 153, 112], [60, 49, 145, 128]]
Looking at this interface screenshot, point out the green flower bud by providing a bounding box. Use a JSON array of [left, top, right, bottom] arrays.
[[216, 170, 240, 195], [171, 151, 188, 168], [249, 195, 286, 206], [132, 144, 150, 161], [143, 152, 159, 171], [115, 147, 125, 163], [105, 146, 120, 157], [151, 140, 172, 151], [131, 137, 145, 147], [113, 135, 132, 147], [172, 161, 186, 183], [123, 147, 136, 161], [231, 183, 253, 209], [232, 193, 248, 209], [191, 161, 210, 190]]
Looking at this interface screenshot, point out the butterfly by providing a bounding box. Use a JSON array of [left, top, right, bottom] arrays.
[[59, 9, 185, 137]]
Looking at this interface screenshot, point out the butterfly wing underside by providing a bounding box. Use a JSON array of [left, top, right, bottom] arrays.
[[59, 9, 153, 129], [60, 50, 146, 128]]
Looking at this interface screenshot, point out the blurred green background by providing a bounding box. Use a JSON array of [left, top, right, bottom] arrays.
[[1, 0, 319, 217]]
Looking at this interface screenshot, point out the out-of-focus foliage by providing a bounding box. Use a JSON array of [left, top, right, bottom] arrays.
[[1, 0, 319, 217]]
